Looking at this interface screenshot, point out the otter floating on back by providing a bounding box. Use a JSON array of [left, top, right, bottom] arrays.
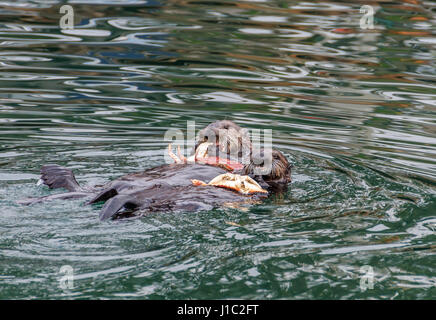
[[20, 121, 292, 221]]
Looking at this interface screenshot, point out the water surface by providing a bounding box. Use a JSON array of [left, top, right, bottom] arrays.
[[0, 0, 435, 299]]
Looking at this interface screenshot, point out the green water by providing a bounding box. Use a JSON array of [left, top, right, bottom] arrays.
[[0, 0, 435, 299]]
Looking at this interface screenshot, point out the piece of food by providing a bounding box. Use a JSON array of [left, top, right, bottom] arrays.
[[191, 173, 268, 195], [168, 142, 244, 171], [168, 142, 212, 164]]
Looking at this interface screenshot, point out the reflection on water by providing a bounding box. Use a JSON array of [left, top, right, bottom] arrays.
[[0, 0, 435, 299]]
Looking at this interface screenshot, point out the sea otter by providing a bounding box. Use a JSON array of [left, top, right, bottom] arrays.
[[20, 121, 292, 220]]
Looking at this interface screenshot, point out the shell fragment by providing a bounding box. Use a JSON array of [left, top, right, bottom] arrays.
[[191, 173, 268, 194], [168, 142, 213, 164]]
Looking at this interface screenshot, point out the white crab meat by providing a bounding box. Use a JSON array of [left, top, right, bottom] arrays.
[[191, 173, 268, 195], [168, 142, 213, 164]]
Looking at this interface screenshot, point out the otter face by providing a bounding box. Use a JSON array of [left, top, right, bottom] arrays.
[[195, 120, 251, 161], [194, 121, 292, 191], [242, 148, 291, 190]]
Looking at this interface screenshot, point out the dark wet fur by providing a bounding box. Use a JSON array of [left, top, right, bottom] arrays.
[[40, 165, 82, 192], [88, 164, 268, 220], [23, 164, 267, 221], [22, 121, 291, 221]]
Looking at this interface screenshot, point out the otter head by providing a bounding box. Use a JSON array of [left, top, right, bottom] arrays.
[[195, 120, 251, 161], [242, 148, 291, 191]]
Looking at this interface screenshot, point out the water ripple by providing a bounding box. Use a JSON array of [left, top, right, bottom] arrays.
[[0, 0, 435, 300]]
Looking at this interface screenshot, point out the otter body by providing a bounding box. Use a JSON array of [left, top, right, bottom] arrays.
[[22, 121, 291, 221], [22, 163, 266, 220]]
